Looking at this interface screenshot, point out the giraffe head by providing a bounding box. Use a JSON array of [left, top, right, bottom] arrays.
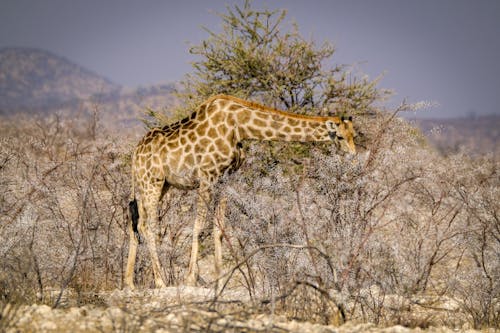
[[325, 116, 356, 154]]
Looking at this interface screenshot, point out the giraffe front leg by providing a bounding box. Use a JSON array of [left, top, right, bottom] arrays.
[[141, 221, 167, 288], [186, 185, 211, 286], [213, 196, 227, 293]]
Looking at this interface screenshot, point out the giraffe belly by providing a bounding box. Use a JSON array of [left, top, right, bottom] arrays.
[[165, 167, 200, 190], [164, 150, 239, 188]]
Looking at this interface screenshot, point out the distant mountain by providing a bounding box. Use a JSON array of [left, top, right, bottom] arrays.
[[0, 48, 120, 113], [414, 115, 500, 156]]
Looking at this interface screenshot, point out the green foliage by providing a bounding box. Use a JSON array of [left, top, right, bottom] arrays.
[[141, 106, 172, 129], [172, 0, 388, 120]]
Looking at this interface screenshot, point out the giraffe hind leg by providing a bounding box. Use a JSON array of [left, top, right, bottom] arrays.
[[140, 186, 167, 289]]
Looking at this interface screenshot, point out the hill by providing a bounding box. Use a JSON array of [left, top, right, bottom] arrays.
[[0, 47, 120, 113], [414, 115, 500, 156], [0, 48, 180, 130]]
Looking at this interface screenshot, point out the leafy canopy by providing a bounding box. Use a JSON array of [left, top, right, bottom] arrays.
[[173, 0, 387, 119]]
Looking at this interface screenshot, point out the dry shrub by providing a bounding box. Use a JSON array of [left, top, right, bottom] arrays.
[[215, 105, 498, 328], [0, 113, 131, 305], [0, 105, 497, 330]]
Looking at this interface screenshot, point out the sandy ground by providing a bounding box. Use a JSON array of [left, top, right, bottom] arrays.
[[2, 287, 496, 333]]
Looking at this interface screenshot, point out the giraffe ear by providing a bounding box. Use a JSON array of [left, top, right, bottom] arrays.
[[341, 115, 353, 123]]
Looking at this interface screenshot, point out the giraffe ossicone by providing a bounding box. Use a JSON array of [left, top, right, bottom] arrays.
[[125, 95, 357, 290]]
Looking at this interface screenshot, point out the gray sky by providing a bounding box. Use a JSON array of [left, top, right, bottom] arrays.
[[1, 0, 499, 118]]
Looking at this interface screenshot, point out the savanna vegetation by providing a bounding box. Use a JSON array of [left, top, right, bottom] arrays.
[[1, 1, 498, 332]]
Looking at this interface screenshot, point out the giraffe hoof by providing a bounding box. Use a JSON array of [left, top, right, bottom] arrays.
[[154, 278, 167, 289], [123, 284, 136, 291], [185, 275, 197, 286]]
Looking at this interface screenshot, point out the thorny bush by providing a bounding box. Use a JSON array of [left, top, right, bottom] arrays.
[[0, 114, 131, 306], [0, 107, 498, 329]]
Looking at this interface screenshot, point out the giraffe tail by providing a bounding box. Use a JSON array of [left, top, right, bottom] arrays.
[[129, 198, 140, 242], [129, 163, 141, 242]]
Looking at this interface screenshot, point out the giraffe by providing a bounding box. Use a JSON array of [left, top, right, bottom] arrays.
[[125, 94, 357, 290]]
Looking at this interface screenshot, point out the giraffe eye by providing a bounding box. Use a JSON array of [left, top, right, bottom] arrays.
[[336, 135, 344, 141]]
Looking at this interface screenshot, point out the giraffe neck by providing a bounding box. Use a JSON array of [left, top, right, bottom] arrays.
[[228, 99, 339, 142]]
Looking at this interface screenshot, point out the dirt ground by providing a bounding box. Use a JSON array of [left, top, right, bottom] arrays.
[[2, 287, 496, 333]]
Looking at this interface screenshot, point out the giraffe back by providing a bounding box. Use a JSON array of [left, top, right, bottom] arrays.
[[132, 101, 242, 192]]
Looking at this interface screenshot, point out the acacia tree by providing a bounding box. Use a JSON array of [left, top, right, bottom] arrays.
[[171, 0, 386, 120]]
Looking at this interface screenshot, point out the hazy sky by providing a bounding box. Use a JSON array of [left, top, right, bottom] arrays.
[[1, 0, 499, 118]]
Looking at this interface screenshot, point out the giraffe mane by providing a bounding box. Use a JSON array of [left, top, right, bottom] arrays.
[[205, 94, 341, 123]]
